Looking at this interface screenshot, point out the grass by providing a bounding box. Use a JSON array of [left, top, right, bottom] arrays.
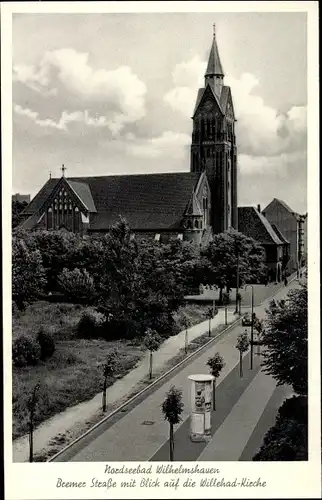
[[12, 300, 211, 441]]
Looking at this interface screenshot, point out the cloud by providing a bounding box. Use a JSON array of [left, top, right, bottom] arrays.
[[13, 103, 122, 132], [13, 48, 147, 134], [125, 131, 191, 159], [164, 57, 307, 159], [14, 103, 65, 130], [163, 56, 204, 117], [238, 150, 307, 178], [225, 73, 307, 156]]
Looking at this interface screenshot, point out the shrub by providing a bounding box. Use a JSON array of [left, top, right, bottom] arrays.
[[13, 335, 41, 367], [58, 268, 95, 304], [77, 313, 99, 339], [37, 329, 55, 360]]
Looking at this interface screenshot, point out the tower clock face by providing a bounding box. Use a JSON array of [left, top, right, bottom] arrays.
[[203, 99, 213, 111]]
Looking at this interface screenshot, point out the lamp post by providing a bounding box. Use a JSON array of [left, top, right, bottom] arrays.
[[234, 249, 240, 314], [245, 284, 254, 369]]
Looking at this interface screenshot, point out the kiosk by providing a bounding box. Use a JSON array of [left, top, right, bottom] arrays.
[[188, 374, 214, 442]]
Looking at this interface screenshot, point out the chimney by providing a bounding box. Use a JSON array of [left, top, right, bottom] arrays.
[[257, 204, 261, 213]]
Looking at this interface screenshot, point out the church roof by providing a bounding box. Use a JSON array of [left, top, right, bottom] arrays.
[[68, 180, 97, 212], [21, 178, 60, 216], [238, 206, 283, 245], [205, 29, 224, 77], [22, 172, 202, 231]]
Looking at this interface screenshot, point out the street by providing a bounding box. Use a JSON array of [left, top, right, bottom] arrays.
[[52, 280, 298, 462]]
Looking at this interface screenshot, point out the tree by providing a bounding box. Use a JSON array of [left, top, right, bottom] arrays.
[[253, 395, 308, 461], [12, 200, 28, 229], [22, 230, 80, 292], [102, 350, 118, 412], [97, 219, 204, 341], [206, 353, 225, 410], [161, 385, 184, 461], [143, 328, 162, 379], [236, 331, 249, 377], [261, 283, 307, 395], [181, 317, 191, 354], [12, 237, 46, 310], [203, 228, 266, 302], [206, 307, 214, 337]]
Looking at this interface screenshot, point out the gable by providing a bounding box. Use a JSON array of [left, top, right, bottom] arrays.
[[195, 171, 211, 202], [40, 177, 91, 216], [263, 198, 297, 221], [193, 84, 223, 118]]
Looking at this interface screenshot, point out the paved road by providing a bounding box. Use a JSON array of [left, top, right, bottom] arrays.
[[53, 280, 299, 462], [188, 277, 296, 308]]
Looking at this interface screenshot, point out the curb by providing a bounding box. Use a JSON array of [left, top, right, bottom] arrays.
[[48, 317, 241, 462], [48, 275, 298, 462]]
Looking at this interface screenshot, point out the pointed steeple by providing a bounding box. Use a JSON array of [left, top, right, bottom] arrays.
[[204, 24, 224, 99], [185, 191, 203, 217], [205, 24, 224, 78]]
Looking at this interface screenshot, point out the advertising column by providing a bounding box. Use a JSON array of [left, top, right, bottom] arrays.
[[188, 374, 214, 442]]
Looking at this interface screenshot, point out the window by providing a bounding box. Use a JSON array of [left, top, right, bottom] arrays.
[[47, 209, 53, 230], [177, 233, 183, 241], [154, 233, 160, 241]]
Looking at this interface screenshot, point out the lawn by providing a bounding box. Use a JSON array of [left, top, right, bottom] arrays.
[[12, 300, 211, 440]]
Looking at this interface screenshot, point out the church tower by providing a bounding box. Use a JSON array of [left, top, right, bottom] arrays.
[[190, 24, 238, 234]]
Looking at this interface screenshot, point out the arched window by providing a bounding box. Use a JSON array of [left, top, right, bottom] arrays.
[[195, 219, 199, 229], [187, 219, 192, 229]]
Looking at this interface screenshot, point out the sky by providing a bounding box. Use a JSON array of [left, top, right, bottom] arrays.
[[12, 11, 307, 213]]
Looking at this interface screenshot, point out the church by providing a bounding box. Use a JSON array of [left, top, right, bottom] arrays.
[[18, 25, 291, 282], [19, 25, 237, 246]]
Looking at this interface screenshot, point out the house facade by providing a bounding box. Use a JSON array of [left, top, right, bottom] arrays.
[[262, 198, 307, 274], [238, 206, 288, 282]]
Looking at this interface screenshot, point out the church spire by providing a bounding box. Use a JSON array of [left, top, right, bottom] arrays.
[[205, 24, 224, 98], [205, 23, 224, 78]]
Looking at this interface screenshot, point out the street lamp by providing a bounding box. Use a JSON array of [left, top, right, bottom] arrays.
[[234, 249, 240, 314], [245, 284, 254, 370]]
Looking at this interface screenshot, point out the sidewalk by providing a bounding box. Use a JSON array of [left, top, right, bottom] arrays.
[[198, 368, 293, 461], [53, 279, 298, 462], [13, 308, 235, 462]]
